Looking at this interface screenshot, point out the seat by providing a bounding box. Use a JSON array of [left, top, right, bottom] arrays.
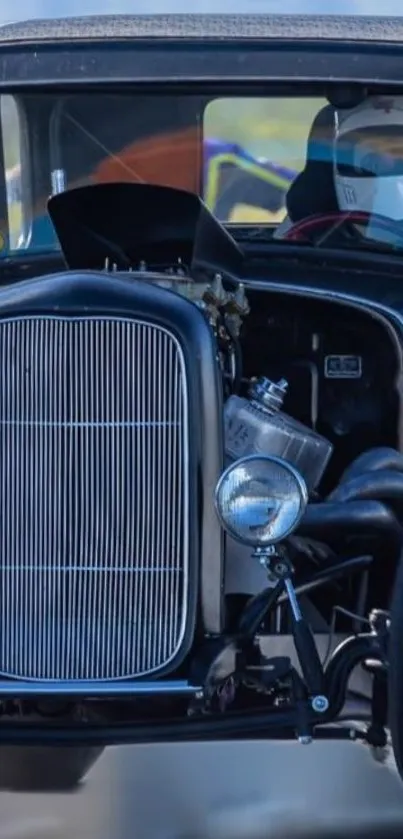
[[278, 104, 337, 231]]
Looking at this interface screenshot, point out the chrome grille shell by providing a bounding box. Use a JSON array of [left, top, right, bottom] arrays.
[[0, 314, 190, 682]]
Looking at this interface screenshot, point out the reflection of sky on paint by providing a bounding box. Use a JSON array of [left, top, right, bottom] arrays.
[[1, 0, 403, 24]]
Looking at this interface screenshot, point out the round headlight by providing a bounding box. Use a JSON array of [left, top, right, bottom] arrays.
[[215, 455, 308, 547]]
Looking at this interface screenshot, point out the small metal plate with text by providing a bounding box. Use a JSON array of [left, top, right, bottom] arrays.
[[324, 355, 362, 379]]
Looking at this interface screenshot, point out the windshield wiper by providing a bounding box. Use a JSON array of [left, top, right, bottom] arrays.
[[230, 226, 276, 243], [326, 237, 403, 256], [232, 228, 318, 247], [233, 226, 403, 257]]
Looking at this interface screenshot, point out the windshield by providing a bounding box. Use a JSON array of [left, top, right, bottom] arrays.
[[3, 91, 403, 258]]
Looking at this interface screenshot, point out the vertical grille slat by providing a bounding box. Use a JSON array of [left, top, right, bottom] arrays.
[[0, 315, 189, 681]]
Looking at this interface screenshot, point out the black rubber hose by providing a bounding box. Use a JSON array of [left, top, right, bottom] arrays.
[[224, 316, 243, 394], [238, 580, 283, 637], [298, 499, 402, 547], [339, 447, 403, 484], [329, 469, 403, 518], [276, 555, 373, 605], [325, 633, 381, 718]]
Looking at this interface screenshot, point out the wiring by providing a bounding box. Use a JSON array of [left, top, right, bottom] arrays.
[[322, 605, 371, 669]]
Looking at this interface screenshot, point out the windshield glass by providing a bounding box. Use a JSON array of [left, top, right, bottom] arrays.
[[3, 91, 403, 257]]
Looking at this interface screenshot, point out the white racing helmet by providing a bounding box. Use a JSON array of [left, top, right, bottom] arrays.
[[334, 95, 403, 230]]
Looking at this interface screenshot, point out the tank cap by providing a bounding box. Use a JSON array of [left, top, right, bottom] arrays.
[[249, 377, 288, 412]]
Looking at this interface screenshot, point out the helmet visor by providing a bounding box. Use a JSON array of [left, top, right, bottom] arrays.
[[336, 125, 403, 178]]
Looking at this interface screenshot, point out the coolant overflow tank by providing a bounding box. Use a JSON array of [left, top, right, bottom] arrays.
[[224, 376, 333, 493]]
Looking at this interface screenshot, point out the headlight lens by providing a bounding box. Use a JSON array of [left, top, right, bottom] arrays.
[[215, 455, 308, 546]]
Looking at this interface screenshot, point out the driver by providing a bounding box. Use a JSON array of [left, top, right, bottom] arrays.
[[334, 95, 403, 230], [275, 95, 403, 243]]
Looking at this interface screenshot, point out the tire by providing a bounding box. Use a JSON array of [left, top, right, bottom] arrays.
[[388, 548, 403, 779], [0, 745, 104, 791]]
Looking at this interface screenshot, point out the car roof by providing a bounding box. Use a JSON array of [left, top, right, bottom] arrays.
[[1, 14, 403, 45]]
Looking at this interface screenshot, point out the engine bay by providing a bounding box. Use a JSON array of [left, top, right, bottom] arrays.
[[222, 288, 401, 661]]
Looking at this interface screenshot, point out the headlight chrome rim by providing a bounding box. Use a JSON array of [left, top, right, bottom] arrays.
[[214, 454, 308, 547]]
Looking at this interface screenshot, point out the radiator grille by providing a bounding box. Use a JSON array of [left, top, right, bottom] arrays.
[[0, 316, 189, 681]]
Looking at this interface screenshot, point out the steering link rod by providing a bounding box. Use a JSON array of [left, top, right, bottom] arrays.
[[283, 576, 329, 714]]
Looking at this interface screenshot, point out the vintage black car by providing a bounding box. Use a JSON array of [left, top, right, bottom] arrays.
[[2, 13, 403, 796]]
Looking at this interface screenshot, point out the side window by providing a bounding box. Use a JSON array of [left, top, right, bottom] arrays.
[[203, 97, 328, 224], [0, 95, 23, 250]]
